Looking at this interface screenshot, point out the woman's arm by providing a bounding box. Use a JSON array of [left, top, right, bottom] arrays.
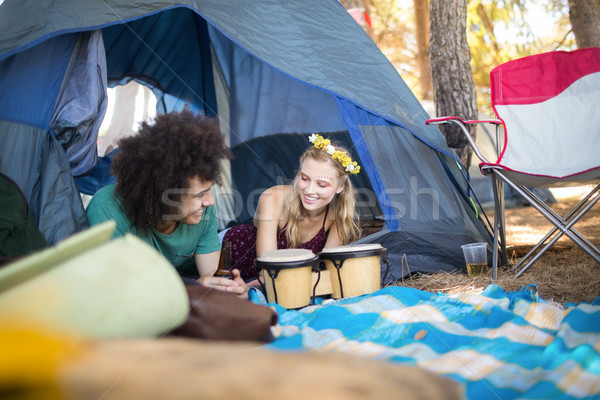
[[323, 221, 344, 248], [254, 185, 289, 257]]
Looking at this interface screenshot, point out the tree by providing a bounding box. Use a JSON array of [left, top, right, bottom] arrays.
[[358, 1, 418, 90], [429, 0, 477, 167], [413, 0, 432, 100], [568, 0, 600, 47]]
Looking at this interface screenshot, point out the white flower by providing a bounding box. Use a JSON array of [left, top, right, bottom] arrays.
[[308, 133, 318, 143], [325, 144, 335, 155], [346, 164, 355, 172]]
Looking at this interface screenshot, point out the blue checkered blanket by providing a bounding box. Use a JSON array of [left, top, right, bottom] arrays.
[[250, 284, 600, 399]]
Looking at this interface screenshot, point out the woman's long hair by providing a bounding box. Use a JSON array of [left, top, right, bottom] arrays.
[[284, 145, 360, 248]]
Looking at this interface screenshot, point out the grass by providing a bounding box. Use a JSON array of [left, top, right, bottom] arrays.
[[392, 189, 600, 306]]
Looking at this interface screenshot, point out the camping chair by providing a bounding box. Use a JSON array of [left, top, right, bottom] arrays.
[[427, 48, 600, 278]]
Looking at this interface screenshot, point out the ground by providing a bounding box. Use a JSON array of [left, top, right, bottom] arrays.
[[379, 188, 600, 306]]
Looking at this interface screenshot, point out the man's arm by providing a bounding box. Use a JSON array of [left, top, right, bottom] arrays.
[[194, 251, 220, 276], [195, 251, 249, 298]]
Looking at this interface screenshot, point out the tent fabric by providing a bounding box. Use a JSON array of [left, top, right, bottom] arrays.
[[74, 149, 119, 197], [0, 122, 89, 245], [0, 0, 491, 276], [0, 31, 97, 244], [208, 23, 348, 146], [50, 30, 108, 177], [358, 229, 491, 280], [228, 132, 380, 226], [0, 33, 76, 129], [103, 8, 217, 117]]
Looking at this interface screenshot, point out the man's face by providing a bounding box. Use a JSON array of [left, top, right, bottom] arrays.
[[176, 176, 215, 225]]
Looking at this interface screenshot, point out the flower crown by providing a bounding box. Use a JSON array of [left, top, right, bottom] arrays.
[[308, 133, 360, 174]]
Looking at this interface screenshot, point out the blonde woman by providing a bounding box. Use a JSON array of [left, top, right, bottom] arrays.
[[223, 134, 361, 282]]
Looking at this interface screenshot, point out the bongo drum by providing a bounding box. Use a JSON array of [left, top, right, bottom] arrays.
[[254, 249, 319, 309], [319, 243, 388, 299]]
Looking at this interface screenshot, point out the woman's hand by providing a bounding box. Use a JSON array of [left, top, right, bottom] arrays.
[[197, 269, 249, 299], [246, 278, 262, 288]]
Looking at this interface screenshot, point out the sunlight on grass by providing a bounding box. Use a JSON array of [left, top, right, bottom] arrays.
[[551, 185, 596, 201], [508, 226, 545, 245]]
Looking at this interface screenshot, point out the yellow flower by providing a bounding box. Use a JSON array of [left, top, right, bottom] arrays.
[[308, 133, 360, 174]]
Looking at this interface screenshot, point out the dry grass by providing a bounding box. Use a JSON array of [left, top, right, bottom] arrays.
[[393, 190, 600, 306]]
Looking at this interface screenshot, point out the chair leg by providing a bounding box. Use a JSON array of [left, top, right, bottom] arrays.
[[510, 184, 600, 274], [495, 175, 600, 277], [511, 226, 560, 273], [513, 191, 600, 278], [526, 184, 600, 254], [513, 183, 600, 258], [497, 180, 508, 268], [490, 174, 507, 280]]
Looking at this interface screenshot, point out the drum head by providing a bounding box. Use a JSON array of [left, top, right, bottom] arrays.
[[257, 249, 316, 262], [319, 243, 385, 260], [319, 243, 383, 254], [254, 249, 319, 271]]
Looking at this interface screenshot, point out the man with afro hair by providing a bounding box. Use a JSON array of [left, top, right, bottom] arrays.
[[86, 109, 248, 297]]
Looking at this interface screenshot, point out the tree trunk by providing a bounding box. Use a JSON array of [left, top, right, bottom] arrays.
[[429, 0, 477, 168], [414, 0, 432, 100], [568, 0, 600, 48]]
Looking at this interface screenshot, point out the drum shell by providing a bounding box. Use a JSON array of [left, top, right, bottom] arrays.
[[255, 251, 319, 309], [320, 248, 385, 299]]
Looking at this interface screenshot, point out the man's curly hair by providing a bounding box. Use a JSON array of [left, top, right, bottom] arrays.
[[111, 109, 232, 235]]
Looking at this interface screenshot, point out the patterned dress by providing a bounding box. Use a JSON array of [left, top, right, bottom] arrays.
[[223, 209, 329, 280]]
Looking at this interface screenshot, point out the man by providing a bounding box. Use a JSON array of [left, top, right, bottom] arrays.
[[86, 109, 248, 297]]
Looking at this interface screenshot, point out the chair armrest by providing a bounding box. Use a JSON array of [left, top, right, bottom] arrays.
[[425, 116, 502, 164], [426, 116, 502, 126]]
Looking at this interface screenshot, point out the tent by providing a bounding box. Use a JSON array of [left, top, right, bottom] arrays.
[[0, 0, 491, 282]]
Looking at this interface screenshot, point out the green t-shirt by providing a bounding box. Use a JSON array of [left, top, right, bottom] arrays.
[[86, 184, 220, 276]]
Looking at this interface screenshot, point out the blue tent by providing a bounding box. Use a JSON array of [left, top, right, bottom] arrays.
[[0, 0, 491, 281]]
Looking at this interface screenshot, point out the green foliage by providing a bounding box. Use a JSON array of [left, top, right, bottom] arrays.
[[369, 0, 418, 90], [366, 0, 576, 115], [466, 0, 575, 115]]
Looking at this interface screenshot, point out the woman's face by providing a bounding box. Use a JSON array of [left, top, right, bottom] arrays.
[[170, 176, 215, 225], [296, 158, 344, 213]]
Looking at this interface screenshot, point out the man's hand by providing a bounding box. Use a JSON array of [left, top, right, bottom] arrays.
[[197, 269, 249, 298]]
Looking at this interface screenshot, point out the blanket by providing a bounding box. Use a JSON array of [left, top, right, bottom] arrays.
[[250, 284, 600, 400]]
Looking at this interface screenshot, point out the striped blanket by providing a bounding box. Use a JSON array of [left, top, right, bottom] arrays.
[[250, 284, 600, 399]]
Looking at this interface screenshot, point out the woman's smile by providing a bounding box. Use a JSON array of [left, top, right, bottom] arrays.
[[303, 193, 319, 204]]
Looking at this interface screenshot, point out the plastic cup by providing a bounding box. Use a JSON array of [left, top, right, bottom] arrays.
[[461, 243, 489, 276]]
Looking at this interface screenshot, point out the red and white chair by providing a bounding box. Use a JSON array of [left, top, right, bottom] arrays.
[[427, 48, 600, 278]]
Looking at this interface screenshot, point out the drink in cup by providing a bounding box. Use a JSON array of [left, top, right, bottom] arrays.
[[460, 242, 489, 276]]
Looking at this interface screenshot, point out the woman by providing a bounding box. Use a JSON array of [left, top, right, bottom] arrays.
[[224, 134, 361, 281]]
